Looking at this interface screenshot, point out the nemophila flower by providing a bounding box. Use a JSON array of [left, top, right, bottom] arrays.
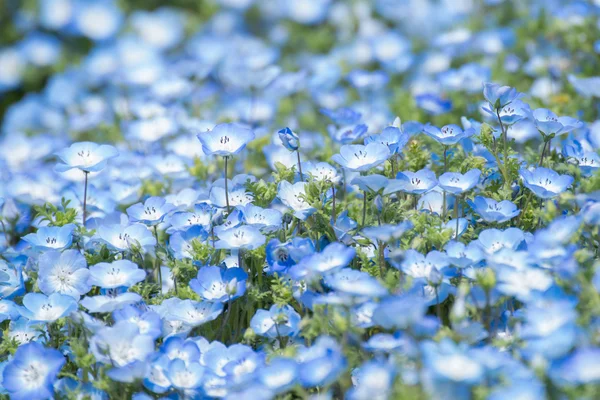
[[332, 210, 358, 245], [468, 196, 520, 223], [549, 348, 600, 386], [2, 341, 65, 400], [19, 292, 78, 323], [519, 167, 574, 199], [351, 174, 388, 193], [210, 186, 254, 209], [239, 204, 282, 232], [494, 99, 530, 125], [55, 142, 119, 172], [167, 204, 214, 233], [88, 260, 146, 289], [348, 360, 395, 400], [250, 304, 301, 339], [445, 241, 484, 268], [361, 221, 413, 243], [22, 223, 75, 251], [166, 359, 205, 391], [96, 223, 156, 252], [438, 169, 481, 194], [197, 123, 255, 156], [384, 168, 438, 195], [320, 107, 362, 125], [364, 125, 409, 154], [278, 181, 316, 220], [258, 357, 298, 394], [423, 124, 475, 145], [303, 161, 341, 184], [331, 143, 390, 172], [327, 123, 369, 144], [324, 268, 388, 297], [563, 141, 600, 176], [526, 108, 582, 137], [167, 299, 223, 328], [90, 321, 154, 382], [81, 290, 142, 313], [482, 82, 523, 110], [476, 227, 526, 254], [214, 225, 265, 250], [444, 217, 469, 238], [495, 265, 553, 302], [394, 249, 449, 280], [535, 214, 582, 245], [415, 94, 453, 115], [290, 242, 355, 279], [37, 249, 90, 298], [127, 196, 175, 225], [265, 237, 314, 275], [113, 305, 162, 340], [297, 336, 347, 388], [278, 127, 299, 151], [169, 226, 209, 260], [373, 292, 427, 329], [190, 266, 247, 302]]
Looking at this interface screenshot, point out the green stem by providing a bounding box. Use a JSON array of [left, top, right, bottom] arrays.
[[455, 195, 460, 239], [153, 225, 162, 285], [331, 183, 336, 222], [224, 156, 230, 214], [297, 150, 303, 181], [82, 171, 89, 226], [362, 190, 367, 227]]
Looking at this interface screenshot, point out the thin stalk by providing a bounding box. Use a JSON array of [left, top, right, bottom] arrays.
[[442, 146, 448, 219], [362, 190, 367, 227], [455, 195, 460, 239], [82, 171, 89, 226], [153, 225, 162, 285], [378, 241, 385, 278], [496, 109, 509, 173], [331, 183, 336, 222], [539, 139, 551, 167], [224, 156, 230, 214], [435, 286, 441, 324], [297, 150, 303, 181]]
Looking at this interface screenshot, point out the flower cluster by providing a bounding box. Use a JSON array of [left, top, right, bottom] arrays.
[[2, 0, 600, 399]]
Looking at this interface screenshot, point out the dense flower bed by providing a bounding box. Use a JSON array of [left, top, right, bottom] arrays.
[[1, 0, 600, 399]]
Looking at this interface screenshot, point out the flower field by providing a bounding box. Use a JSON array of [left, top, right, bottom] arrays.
[[1, 0, 600, 399]]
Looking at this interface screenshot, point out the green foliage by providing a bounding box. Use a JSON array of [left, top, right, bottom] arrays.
[[34, 198, 78, 227]]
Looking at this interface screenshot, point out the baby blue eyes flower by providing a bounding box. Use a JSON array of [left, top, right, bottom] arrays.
[[519, 167, 574, 199], [214, 225, 266, 250], [250, 304, 301, 339], [2, 341, 65, 400], [197, 123, 255, 156], [96, 223, 157, 251], [384, 168, 438, 195], [423, 124, 475, 145], [278, 127, 299, 151], [483, 82, 523, 110], [278, 181, 316, 220], [438, 169, 481, 194], [19, 292, 78, 322], [127, 196, 175, 225], [469, 196, 520, 223], [167, 299, 223, 328], [320, 107, 362, 125], [55, 141, 119, 172], [364, 125, 409, 154], [526, 108, 583, 137], [331, 142, 390, 172], [189, 266, 248, 302], [37, 249, 91, 298], [88, 260, 146, 289], [22, 223, 76, 251], [324, 268, 388, 297]]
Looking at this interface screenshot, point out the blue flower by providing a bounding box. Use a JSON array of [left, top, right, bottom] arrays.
[[320, 107, 362, 125], [384, 168, 438, 195], [519, 167, 574, 199], [80, 290, 142, 313], [415, 93, 452, 115], [19, 292, 78, 323], [37, 249, 90, 298], [197, 123, 255, 156], [96, 223, 157, 251], [445, 241, 484, 268], [476, 227, 526, 254], [167, 299, 223, 328], [250, 304, 301, 339], [350, 174, 389, 193], [438, 169, 481, 194], [324, 268, 388, 297], [189, 266, 247, 302], [364, 125, 409, 154], [55, 142, 119, 172], [332, 143, 390, 172], [278, 181, 316, 220], [469, 196, 520, 223], [394, 249, 449, 280], [526, 108, 583, 137], [239, 204, 282, 232], [265, 237, 314, 275], [423, 124, 475, 145], [563, 141, 600, 176], [169, 226, 208, 260], [332, 210, 358, 245], [361, 221, 413, 242], [166, 359, 205, 391], [127, 196, 175, 225], [483, 82, 523, 110], [278, 127, 299, 151], [549, 348, 600, 386], [22, 223, 75, 251], [214, 225, 265, 250], [2, 342, 65, 400], [88, 260, 146, 289], [113, 305, 162, 340], [328, 123, 369, 144], [297, 336, 346, 388], [258, 357, 298, 394]]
